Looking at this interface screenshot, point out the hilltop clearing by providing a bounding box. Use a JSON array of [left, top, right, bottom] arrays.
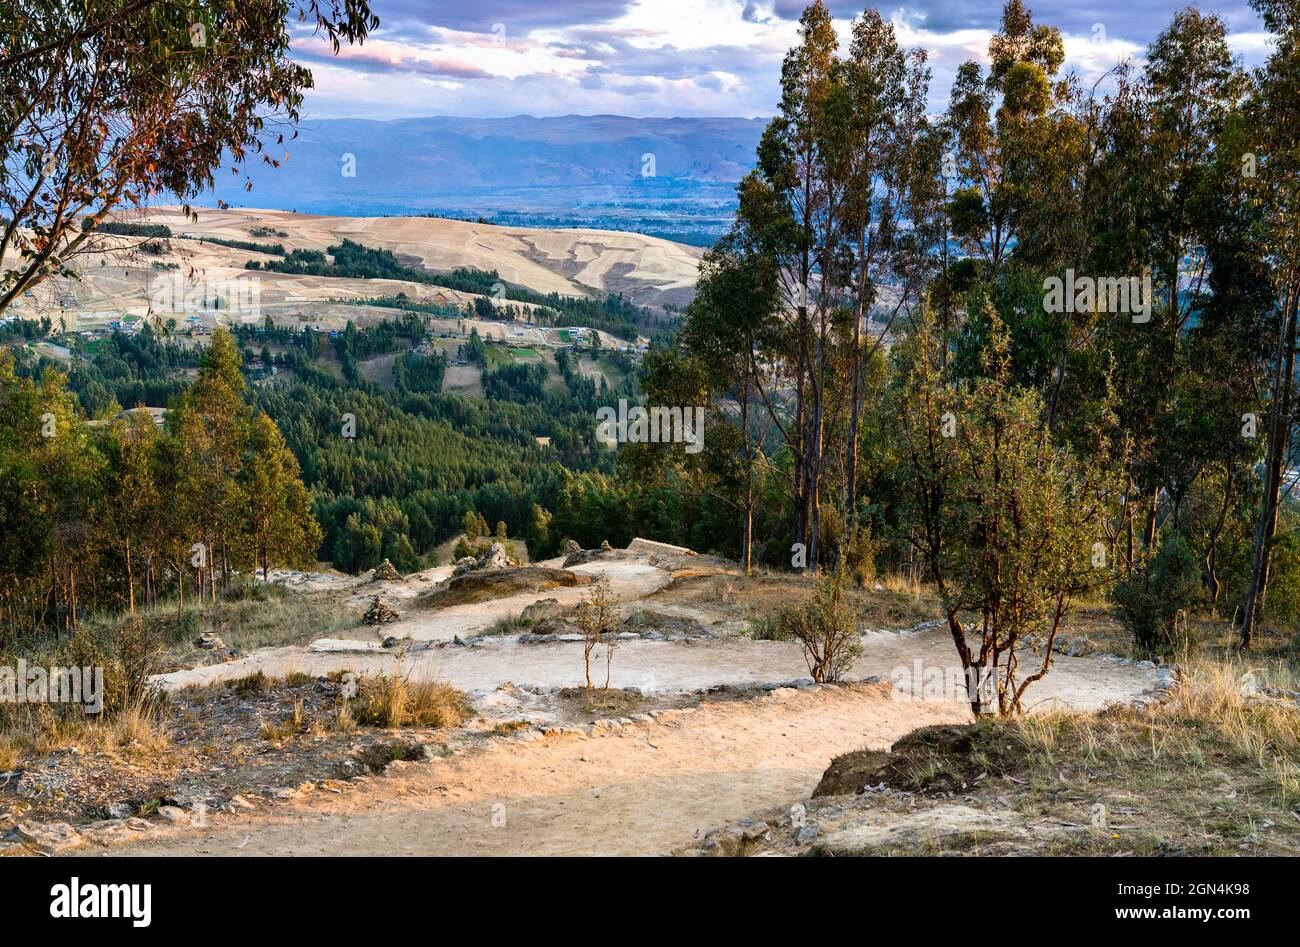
[[0, 542, 1174, 858]]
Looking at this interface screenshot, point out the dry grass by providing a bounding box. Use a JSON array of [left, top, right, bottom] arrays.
[[84, 592, 357, 667], [809, 656, 1300, 856], [1008, 657, 1300, 852], [0, 697, 171, 765], [0, 735, 18, 771], [86, 701, 172, 755], [652, 569, 941, 629], [348, 673, 472, 729]]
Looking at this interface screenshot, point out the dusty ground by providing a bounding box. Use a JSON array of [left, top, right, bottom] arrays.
[[18, 549, 1152, 858], [155, 558, 1155, 711], [0, 546, 1171, 857], [108, 684, 969, 857]]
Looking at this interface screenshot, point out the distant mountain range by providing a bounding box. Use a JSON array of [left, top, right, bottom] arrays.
[[205, 115, 766, 244]]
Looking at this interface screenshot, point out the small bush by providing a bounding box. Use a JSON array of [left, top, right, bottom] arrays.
[[1112, 534, 1201, 656], [748, 613, 792, 641], [228, 670, 271, 696], [773, 567, 861, 682], [482, 612, 535, 636], [221, 576, 280, 603]]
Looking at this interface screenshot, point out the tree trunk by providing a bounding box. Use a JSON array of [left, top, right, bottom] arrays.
[[1242, 279, 1299, 647], [125, 536, 135, 615]]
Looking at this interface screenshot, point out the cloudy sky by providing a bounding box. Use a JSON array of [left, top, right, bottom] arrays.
[[291, 1, 1276, 120]]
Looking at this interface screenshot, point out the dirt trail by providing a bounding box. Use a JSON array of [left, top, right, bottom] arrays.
[[109, 685, 969, 857], [156, 627, 1153, 710], [126, 555, 1157, 856]]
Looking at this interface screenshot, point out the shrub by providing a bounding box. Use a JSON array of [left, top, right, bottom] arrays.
[[575, 575, 620, 688], [1264, 530, 1300, 627], [774, 567, 861, 682], [1112, 533, 1201, 656]]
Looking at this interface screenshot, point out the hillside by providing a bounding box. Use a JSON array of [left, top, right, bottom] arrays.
[[5, 207, 704, 335]]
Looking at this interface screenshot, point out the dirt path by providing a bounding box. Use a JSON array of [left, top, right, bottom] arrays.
[[156, 626, 1154, 711], [127, 557, 1158, 856], [108, 685, 969, 857]]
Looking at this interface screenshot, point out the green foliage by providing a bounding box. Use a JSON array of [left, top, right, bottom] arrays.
[[0, 328, 321, 641], [773, 567, 862, 682], [1112, 534, 1203, 656]]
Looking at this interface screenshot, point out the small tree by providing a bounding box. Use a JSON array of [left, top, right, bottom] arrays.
[[575, 575, 620, 689], [895, 304, 1117, 715], [774, 565, 862, 682]]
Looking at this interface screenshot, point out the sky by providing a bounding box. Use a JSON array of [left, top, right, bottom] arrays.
[[290, 1, 1277, 121]]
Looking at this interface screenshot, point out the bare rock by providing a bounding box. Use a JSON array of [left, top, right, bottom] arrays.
[[16, 821, 83, 852], [814, 806, 1021, 855], [521, 598, 563, 622]]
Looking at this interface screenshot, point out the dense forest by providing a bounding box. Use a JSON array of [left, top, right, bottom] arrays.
[[0, 330, 319, 640]]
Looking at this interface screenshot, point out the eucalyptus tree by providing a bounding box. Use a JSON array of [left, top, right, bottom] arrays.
[[728, 0, 841, 569], [832, 10, 931, 532], [1240, 0, 1300, 646], [0, 0, 377, 317]]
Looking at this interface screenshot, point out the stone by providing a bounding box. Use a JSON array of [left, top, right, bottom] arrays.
[[15, 821, 83, 852], [794, 825, 820, 843], [106, 801, 135, 819], [362, 596, 400, 625], [371, 558, 402, 582], [195, 632, 225, 650], [229, 795, 255, 810], [815, 806, 1021, 856], [157, 805, 189, 823], [79, 820, 134, 845], [311, 638, 386, 653], [521, 598, 562, 622]]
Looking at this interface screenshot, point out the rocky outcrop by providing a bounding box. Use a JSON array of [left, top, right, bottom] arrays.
[[425, 566, 592, 607], [452, 542, 519, 576]]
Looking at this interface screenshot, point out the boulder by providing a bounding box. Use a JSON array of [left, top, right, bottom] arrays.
[[451, 542, 520, 576], [15, 821, 83, 853], [424, 567, 591, 607], [814, 806, 1022, 855], [521, 598, 563, 622]]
